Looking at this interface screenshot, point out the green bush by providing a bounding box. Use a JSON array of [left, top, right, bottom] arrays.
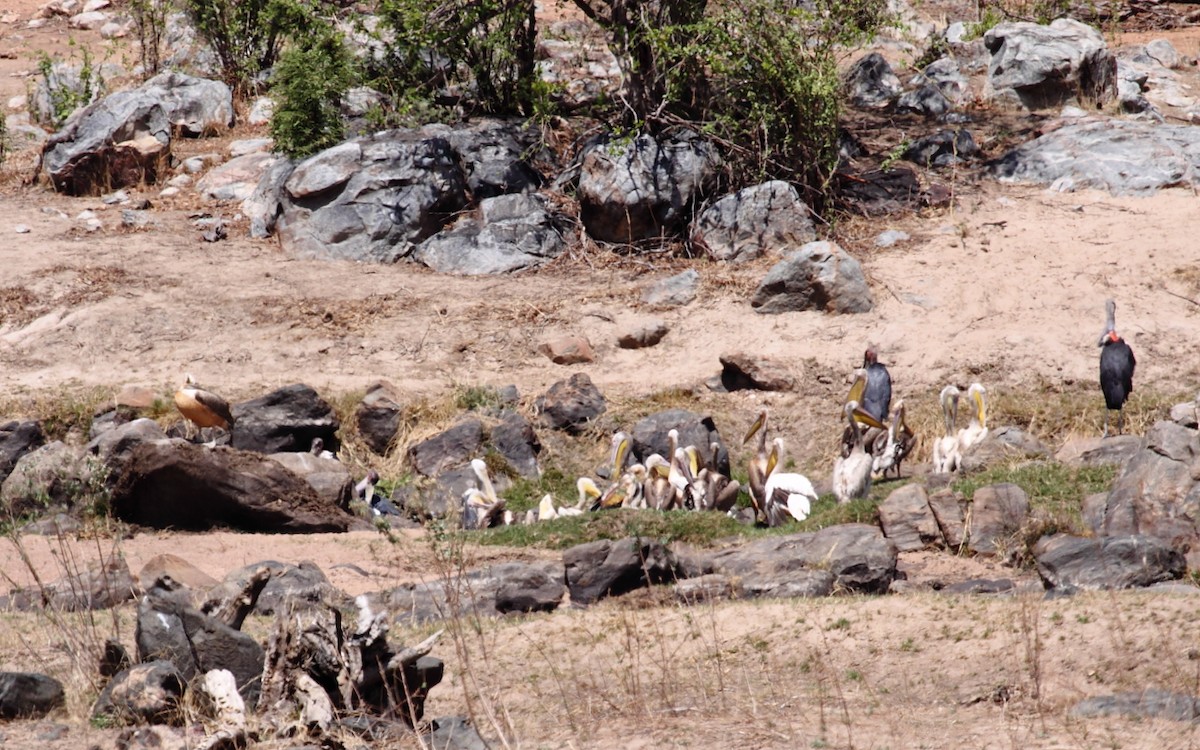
[[269, 31, 352, 158], [180, 0, 319, 92], [372, 0, 539, 117]]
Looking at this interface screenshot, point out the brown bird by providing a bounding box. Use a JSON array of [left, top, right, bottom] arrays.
[[174, 374, 235, 443]]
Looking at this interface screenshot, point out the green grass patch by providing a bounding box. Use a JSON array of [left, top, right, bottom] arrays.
[[499, 467, 580, 515], [477, 508, 788, 549], [794, 494, 882, 532], [953, 461, 1116, 520]]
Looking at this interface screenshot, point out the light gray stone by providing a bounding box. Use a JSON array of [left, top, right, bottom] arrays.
[[751, 241, 873, 314]]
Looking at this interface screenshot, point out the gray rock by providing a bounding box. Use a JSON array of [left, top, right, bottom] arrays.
[[136, 589, 264, 704], [704, 524, 897, 595], [967, 483, 1029, 555], [427, 120, 545, 200], [1101, 421, 1200, 551], [751, 241, 873, 314], [40, 88, 170, 196], [1034, 533, 1185, 590], [355, 380, 404, 456], [247, 97, 273, 126], [109, 441, 351, 533], [230, 383, 340, 454], [0, 672, 65, 719], [895, 83, 952, 117], [617, 318, 668, 349], [489, 411, 541, 478], [426, 716, 491, 750], [140, 72, 233, 137], [195, 152, 280, 202], [564, 538, 677, 604], [984, 19, 1116, 109], [407, 420, 484, 478], [341, 86, 387, 118], [689, 180, 815, 263], [673, 574, 743, 604], [0, 441, 98, 518], [414, 193, 566, 274], [206, 560, 347, 615], [940, 578, 1015, 594], [845, 52, 901, 109], [1054, 435, 1142, 467], [1145, 39, 1183, 70], [902, 129, 978, 167], [630, 409, 729, 477], [241, 156, 294, 239], [30, 61, 104, 127], [534, 374, 606, 434], [368, 561, 564, 623], [959, 427, 1050, 473], [642, 269, 700, 307], [913, 57, 971, 104], [86, 417, 166, 464], [988, 118, 1200, 195], [578, 131, 720, 244], [1081, 492, 1108, 536], [277, 131, 469, 262], [1170, 399, 1198, 429], [1072, 690, 1200, 722], [878, 484, 943, 552], [718, 351, 795, 392], [228, 138, 272, 157], [266, 452, 353, 509], [69, 10, 108, 29], [0, 420, 45, 484], [8, 555, 135, 611], [92, 661, 184, 725], [874, 229, 909, 247], [927, 488, 966, 547]]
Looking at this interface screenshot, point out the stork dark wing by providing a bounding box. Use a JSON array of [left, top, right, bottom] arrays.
[[1099, 339, 1135, 410]]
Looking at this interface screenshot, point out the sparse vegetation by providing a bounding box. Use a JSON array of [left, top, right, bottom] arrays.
[[180, 0, 323, 92], [129, 0, 169, 79], [269, 29, 352, 158]]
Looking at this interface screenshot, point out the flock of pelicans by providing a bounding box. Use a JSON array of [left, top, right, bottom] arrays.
[[174, 300, 1139, 531]]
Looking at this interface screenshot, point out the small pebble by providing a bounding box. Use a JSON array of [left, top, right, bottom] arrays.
[[13, 224, 29, 234]]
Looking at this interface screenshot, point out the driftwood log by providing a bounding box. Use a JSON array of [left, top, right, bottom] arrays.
[[258, 594, 444, 734]]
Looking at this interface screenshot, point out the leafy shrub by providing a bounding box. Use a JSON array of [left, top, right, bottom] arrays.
[[371, 0, 539, 117], [179, 0, 319, 92], [33, 44, 100, 128], [269, 30, 352, 157], [130, 0, 169, 79]]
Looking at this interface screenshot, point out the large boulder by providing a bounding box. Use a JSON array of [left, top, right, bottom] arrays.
[[206, 560, 348, 616], [413, 193, 567, 274], [355, 380, 405, 456], [109, 440, 352, 532], [630, 409, 729, 477], [967, 483, 1030, 556], [367, 561, 565, 623], [689, 181, 816, 263], [1034, 534, 1185, 590], [407, 420, 484, 478], [563, 538, 677, 604], [701, 524, 896, 595], [276, 131, 470, 262], [490, 411, 541, 478], [1055, 435, 1142, 467], [427, 120, 545, 199], [1101, 421, 1200, 555], [878, 484, 944, 552], [241, 157, 295, 238], [0, 672, 65, 719], [266, 451, 353, 509], [196, 152, 281, 201], [0, 420, 45, 484], [751, 241, 873, 314], [40, 88, 170, 195], [92, 661, 185, 725], [136, 588, 264, 704], [577, 131, 721, 244], [230, 383, 340, 454], [534, 374, 606, 434], [139, 72, 233, 136], [7, 555, 136, 612], [0, 441, 101, 518], [984, 19, 1116, 109], [989, 119, 1200, 195]]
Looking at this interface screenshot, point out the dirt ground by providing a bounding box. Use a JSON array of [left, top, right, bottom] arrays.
[[4, 1, 1200, 748]]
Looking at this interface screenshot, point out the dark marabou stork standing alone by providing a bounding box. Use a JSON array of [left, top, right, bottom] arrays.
[[1098, 299, 1136, 437], [860, 347, 892, 424]]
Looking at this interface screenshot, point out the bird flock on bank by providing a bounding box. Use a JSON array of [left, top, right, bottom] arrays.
[[172, 300, 1138, 531]]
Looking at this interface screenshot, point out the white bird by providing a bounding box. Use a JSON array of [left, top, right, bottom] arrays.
[[471, 458, 499, 503], [574, 477, 601, 511], [537, 494, 558, 521], [956, 383, 989, 455], [643, 454, 675, 510], [462, 488, 506, 530], [932, 386, 962, 474], [762, 438, 817, 526], [833, 401, 882, 504], [310, 437, 336, 461]]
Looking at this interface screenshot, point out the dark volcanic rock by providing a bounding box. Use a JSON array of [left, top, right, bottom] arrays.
[[1101, 421, 1200, 553], [1034, 534, 1185, 590], [205, 560, 349, 615], [230, 383, 340, 454], [490, 411, 541, 478], [9, 555, 136, 612], [563, 538, 677, 604], [355, 380, 405, 456], [718, 352, 795, 392], [92, 661, 185, 725], [845, 52, 902, 109], [367, 561, 564, 623], [0, 672, 65, 719], [630, 409, 729, 477], [879, 484, 943, 552], [534, 373, 606, 433], [968, 483, 1029, 555], [0, 420, 45, 484], [110, 440, 351, 532], [408, 420, 485, 478]]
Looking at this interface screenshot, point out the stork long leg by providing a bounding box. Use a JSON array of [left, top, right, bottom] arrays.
[[1117, 409, 1124, 436], [1103, 411, 1110, 439]]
